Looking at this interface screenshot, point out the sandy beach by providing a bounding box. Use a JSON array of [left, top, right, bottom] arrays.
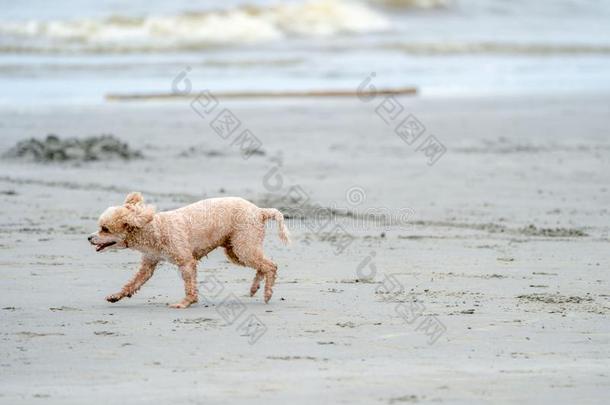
[[1, 93, 609, 404]]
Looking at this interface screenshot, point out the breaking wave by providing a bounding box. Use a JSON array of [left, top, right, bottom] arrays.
[[0, 0, 390, 53]]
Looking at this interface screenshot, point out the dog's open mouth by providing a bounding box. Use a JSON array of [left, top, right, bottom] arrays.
[[95, 241, 117, 252]]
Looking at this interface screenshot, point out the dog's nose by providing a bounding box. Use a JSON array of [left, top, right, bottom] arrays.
[[87, 235, 93, 242]]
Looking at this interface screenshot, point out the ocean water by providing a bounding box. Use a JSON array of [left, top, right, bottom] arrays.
[[1, 0, 610, 105]]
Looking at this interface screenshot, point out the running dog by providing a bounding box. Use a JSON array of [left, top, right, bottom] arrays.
[[88, 192, 289, 308]]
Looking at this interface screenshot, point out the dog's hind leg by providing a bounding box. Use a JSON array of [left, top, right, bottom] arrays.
[[249, 271, 264, 297], [237, 250, 278, 303], [262, 261, 278, 303], [231, 223, 279, 303], [226, 244, 262, 297]]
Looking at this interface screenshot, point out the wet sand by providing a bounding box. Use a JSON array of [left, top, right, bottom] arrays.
[[0, 94, 609, 404]]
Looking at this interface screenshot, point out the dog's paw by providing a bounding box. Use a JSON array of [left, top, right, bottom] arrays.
[[169, 301, 191, 309], [105, 293, 123, 303], [264, 292, 273, 304]]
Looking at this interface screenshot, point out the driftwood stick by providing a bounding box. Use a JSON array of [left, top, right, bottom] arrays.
[[106, 87, 417, 101]]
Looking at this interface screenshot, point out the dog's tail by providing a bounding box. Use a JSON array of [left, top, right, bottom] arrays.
[[261, 208, 290, 245]]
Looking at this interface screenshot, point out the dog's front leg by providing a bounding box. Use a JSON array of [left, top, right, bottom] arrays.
[[106, 256, 159, 303], [170, 260, 198, 309]]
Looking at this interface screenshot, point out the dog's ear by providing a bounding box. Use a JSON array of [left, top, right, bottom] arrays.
[[120, 204, 155, 230], [124, 192, 144, 206]]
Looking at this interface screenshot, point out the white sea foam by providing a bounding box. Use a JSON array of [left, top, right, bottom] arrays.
[[0, 0, 390, 52]]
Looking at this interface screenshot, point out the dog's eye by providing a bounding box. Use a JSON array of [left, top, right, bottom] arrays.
[[101, 226, 109, 233]]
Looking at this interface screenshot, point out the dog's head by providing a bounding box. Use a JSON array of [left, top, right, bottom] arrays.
[[88, 192, 155, 252]]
